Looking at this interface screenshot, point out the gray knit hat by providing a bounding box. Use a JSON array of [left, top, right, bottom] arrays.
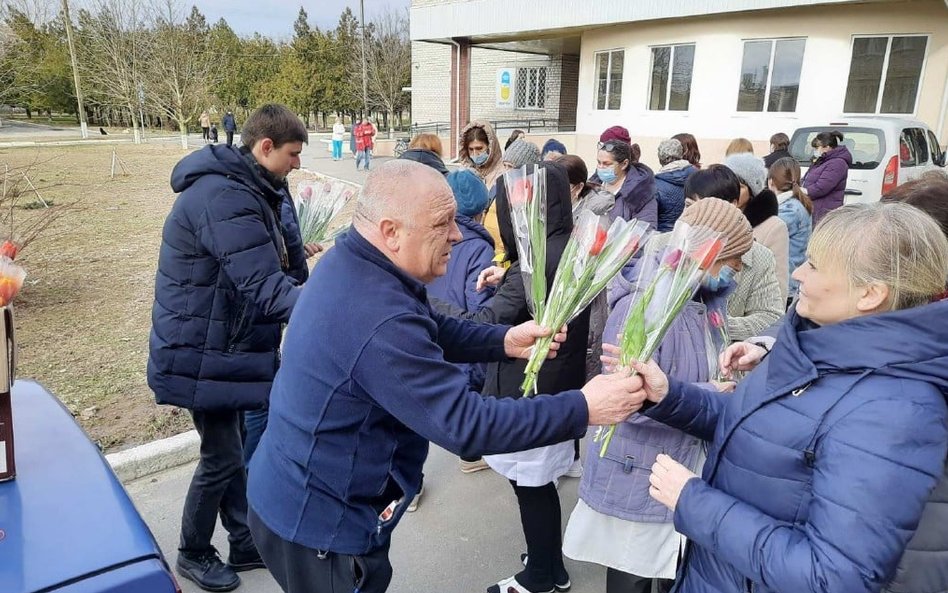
[[657, 139, 684, 166], [723, 153, 767, 198], [503, 139, 541, 168], [680, 197, 754, 261]]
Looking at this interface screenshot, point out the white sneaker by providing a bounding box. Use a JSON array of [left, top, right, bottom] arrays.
[[565, 459, 583, 478], [406, 483, 424, 512]]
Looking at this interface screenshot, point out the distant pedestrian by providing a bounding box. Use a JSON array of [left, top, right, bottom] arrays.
[[803, 130, 852, 225], [768, 157, 812, 305], [504, 129, 526, 151], [331, 117, 345, 161], [399, 133, 448, 176], [200, 111, 211, 143], [354, 117, 376, 171], [209, 124, 218, 144], [725, 137, 754, 156], [673, 132, 702, 169], [763, 132, 791, 168], [591, 126, 657, 228], [541, 139, 567, 161], [223, 110, 237, 146], [653, 138, 697, 232]]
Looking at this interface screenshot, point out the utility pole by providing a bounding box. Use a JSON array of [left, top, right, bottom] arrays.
[[360, 0, 368, 118], [61, 0, 88, 139]]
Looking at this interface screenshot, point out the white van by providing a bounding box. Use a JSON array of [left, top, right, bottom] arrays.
[[788, 117, 946, 203]]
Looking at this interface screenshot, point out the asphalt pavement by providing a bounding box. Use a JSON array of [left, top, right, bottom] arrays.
[[126, 444, 607, 593]]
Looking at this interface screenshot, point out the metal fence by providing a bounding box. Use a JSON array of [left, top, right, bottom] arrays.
[[409, 119, 576, 137]]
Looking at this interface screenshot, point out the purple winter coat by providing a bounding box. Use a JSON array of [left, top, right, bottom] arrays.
[[803, 145, 852, 225], [579, 251, 732, 523], [592, 162, 658, 229]]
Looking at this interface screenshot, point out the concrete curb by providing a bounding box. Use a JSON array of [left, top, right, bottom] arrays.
[[107, 429, 200, 484]]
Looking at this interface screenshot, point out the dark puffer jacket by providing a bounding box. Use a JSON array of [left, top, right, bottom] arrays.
[[148, 145, 303, 411], [654, 162, 695, 232], [645, 302, 948, 593], [592, 162, 658, 229], [432, 161, 590, 398]]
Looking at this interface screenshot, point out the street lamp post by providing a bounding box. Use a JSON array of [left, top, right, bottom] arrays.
[[61, 0, 88, 139]]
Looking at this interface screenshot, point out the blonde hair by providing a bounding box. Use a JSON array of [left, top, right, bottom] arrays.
[[409, 133, 444, 156], [725, 137, 754, 156], [808, 202, 948, 310]]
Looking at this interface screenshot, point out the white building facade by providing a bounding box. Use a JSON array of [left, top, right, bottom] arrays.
[[411, 0, 948, 166]]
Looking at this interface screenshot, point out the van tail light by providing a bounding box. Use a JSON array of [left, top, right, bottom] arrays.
[[882, 155, 899, 195]]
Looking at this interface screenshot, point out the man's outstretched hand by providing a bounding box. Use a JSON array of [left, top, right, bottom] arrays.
[[504, 321, 568, 360]]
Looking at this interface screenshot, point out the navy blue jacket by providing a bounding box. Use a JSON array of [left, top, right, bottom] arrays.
[[646, 302, 948, 593], [654, 164, 695, 232], [399, 148, 449, 176], [222, 113, 237, 132], [426, 214, 495, 389], [247, 228, 589, 554], [592, 162, 657, 229], [148, 145, 303, 411]]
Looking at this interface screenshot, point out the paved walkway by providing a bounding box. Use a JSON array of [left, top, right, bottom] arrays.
[[127, 445, 607, 593]]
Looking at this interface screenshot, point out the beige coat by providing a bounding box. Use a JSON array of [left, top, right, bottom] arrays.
[[458, 120, 506, 260], [727, 242, 785, 341], [752, 216, 790, 303], [199, 112, 210, 128]]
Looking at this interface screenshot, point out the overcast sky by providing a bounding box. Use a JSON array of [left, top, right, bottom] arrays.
[[190, 0, 409, 40]]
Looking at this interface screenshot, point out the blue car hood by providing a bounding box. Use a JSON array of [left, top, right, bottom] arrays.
[[0, 381, 165, 592]]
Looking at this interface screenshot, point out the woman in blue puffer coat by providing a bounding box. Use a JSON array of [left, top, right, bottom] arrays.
[[620, 201, 948, 593]]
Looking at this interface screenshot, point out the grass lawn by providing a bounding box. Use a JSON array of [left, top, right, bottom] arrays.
[[0, 141, 338, 451]]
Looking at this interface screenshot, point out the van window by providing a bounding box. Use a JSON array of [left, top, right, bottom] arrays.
[[909, 129, 929, 164], [789, 127, 884, 170], [927, 130, 945, 167], [900, 130, 918, 167]]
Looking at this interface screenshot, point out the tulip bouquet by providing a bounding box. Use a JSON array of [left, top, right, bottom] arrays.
[[504, 165, 548, 319], [294, 180, 354, 244], [595, 221, 726, 455], [0, 258, 25, 307], [520, 210, 651, 395]]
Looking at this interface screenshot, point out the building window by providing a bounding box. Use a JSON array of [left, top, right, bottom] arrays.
[[516, 67, 547, 110], [736, 38, 806, 112], [649, 44, 695, 111], [595, 50, 624, 110], [843, 35, 927, 114]]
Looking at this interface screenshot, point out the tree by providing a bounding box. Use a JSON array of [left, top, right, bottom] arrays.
[[75, 0, 149, 143], [144, 0, 218, 148], [365, 7, 410, 131], [0, 8, 72, 122]]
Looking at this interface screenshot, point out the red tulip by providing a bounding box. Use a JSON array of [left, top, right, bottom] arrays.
[[509, 178, 534, 206], [0, 241, 18, 261], [589, 226, 608, 256], [695, 238, 725, 271]]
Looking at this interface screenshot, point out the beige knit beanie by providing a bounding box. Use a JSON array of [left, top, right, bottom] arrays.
[[680, 197, 754, 260]]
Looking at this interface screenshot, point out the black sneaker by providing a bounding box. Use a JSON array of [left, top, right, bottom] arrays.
[[228, 544, 267, 572], [176, 548, 240, 592], [521, 553, 571, 592]]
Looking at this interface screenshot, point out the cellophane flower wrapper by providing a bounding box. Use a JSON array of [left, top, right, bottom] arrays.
[[520, 210, 651, 395], [704, 308, 731, 381], [504, 165, 547, 319], [595, 221, 727, 456], [0, 258, 26, 307], [294, 180, 354, 244]]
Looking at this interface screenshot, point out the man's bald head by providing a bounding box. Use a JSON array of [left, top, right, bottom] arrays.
[[355, 160, 451, 228]]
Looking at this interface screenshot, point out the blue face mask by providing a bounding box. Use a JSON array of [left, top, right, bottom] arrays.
[[471, 152, 489, 166], [597, 167, 617, 184], [702, 264, 736, 292]]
